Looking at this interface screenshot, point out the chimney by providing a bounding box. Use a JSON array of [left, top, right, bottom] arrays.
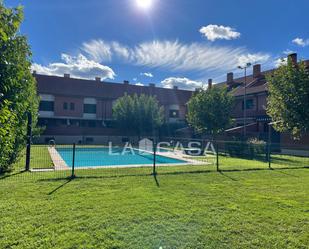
[[95, 77, 101, 82], [173, 85, 178, 90], [288, 53, 297, 66], [149, 83, 155, 87], [208, 79, 212, 89], [253, 64, 261, 78], [123, 80, 129, 84], [227, 72, 233, 84], [64, 73, 70, 78]]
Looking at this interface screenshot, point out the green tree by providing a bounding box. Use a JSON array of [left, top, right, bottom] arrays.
[[0, 99, 17, 173], [0, 3, 39, 173], [266, 58, 309, 139], [112, 93, 164, 137], [187, 86, 234, 136]]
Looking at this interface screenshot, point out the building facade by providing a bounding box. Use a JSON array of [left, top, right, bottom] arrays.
[[35, 53, 309, 149], [219, 53, 309, 149], [35, 73, 192, 143]]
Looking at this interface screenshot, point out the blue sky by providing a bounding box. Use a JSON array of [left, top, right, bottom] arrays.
[[6, 0, 309, 89]]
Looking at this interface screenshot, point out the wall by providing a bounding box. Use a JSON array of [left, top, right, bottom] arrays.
[[54, 96, 83, 117]]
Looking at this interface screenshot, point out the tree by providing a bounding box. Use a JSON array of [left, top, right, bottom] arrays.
[[187, 86, 234, 136], [0, 99, 17, 173], [112, 93, 164, 137], [0, 3, 39, 173], [266, 58, 309, 139]]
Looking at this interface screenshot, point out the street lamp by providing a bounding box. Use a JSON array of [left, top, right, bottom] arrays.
[[238, 62, 252, 137]]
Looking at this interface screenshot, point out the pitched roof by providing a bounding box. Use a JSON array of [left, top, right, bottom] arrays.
[[219, 59, 309, 97], [35, 74, 193, 105]]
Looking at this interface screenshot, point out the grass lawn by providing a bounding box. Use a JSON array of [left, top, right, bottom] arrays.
[[12, 145, 54, 171], [1, 163, 309, 248]]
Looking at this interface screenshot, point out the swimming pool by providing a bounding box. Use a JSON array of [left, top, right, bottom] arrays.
[[56, 147, 186, 168]]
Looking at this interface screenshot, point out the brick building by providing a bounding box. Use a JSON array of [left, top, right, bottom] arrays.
[[218, 53, 309, 150], [35, 53, 309, 149], [35, 73, 192, 143], [219, 63, 274, 140]]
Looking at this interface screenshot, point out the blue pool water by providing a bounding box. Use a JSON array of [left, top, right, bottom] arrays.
[[56, 147, 186, 167]]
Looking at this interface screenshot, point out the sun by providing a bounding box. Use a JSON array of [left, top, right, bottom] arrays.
[[135, 0, 153, 10]]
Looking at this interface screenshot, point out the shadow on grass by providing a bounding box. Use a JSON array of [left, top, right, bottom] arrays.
[[271, 169, 300, 178], [0, 170, 27, 180], [48, 178, 72, 195], [221, 153, 309, 166], [37, 166, 309, 184], [218, 170, 238, 181], [152, 172, 160, 187]]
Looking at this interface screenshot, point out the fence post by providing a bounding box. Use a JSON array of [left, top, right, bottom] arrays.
[[25, 111, 32, 171], [153, 140, 156, 175], [267, 126, 272, 169], [71, 143, 76, 178], [216, 142, 219, 171]]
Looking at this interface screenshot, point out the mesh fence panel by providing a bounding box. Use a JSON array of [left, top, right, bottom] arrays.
[[1, 137, 308, 181]]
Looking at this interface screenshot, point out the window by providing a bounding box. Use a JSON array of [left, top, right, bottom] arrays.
[[242, 99, 254, 110], [85, 137, 94, 143], [39, 101, 54, 111], [169, 110, 179, 118], [83, 104, 96, 114], [80, 120, 87, 127], [70, 102, 75, 110], [56, 119, 67, 126], [63, 102, 68, 110], [88, 120, 96, 127], [70, 119, 79, 126]]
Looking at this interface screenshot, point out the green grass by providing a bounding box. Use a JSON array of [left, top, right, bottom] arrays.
[[1, 163, 309, 248], [187, 153, 309, 171], [12, 145, 54, 171], [30, 146, 54, 169], [2, 146, 308, 248]]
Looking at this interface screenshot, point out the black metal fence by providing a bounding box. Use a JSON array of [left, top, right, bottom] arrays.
[[1, 137, 309, 181]]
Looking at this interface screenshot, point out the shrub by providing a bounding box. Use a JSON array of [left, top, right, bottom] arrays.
[[0, 100, 17, 173], [247, 138, 267, 159], [226, 137, 266, 159], [0, 3, 39, 173]]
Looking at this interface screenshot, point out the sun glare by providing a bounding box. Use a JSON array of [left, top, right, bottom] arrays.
[[135, 0, 153, 10]]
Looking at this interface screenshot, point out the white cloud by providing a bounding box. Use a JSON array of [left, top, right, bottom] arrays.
[[274, 57, 287, 67], [32, 53, 116, 80], [81, 40, 112, 62], [140, 72, 154, 77], [283, 49, 295, 55], [199, 25, 240, 41], [110, 41, 131, 60], [82, 39, 131, 62], [292, 37, 309, 47], [161, 77, 203, 90], [133, 77, 137, 81], [135, 82, 144, 86], [33, 39, 271, 83], [237, 53, 270, 67], [81, 39, 270, 75], [132, 40, 250, 72]]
